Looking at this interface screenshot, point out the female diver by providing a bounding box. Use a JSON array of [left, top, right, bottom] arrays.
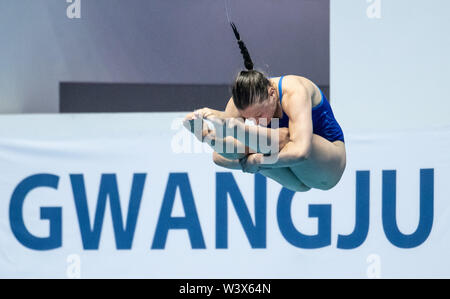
[[183, 23, 346, 192]]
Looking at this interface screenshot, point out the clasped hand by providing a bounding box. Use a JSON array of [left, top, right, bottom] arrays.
[[240, 153, 264, 174]]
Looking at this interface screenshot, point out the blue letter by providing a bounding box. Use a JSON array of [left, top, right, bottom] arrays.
[[10, 174, 61, 250], [277, 188, 331, 249], [71, 173, 145, 250], [216, 173, 266, 249], [152, 173, 205, 249], [337, 171, 370, 249], [382, 169, 434, 248]]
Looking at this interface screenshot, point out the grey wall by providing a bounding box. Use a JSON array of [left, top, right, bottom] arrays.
[[59, 82, 330, 113], [0, 0, 330, 114]]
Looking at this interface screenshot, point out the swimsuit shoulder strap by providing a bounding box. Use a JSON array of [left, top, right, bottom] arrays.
[[278, 76, 284, 104]]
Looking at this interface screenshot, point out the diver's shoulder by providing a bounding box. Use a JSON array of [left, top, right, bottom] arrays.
[[283, 75, 309, 85], [283, 75, 319, 97], [280, 75, 311, 94]]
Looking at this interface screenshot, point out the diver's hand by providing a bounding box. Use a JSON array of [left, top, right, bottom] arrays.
[[192, 107, 222, 120], [182, 112, 215, 144], [193, 107, 240, 132], [241, 154, 263, 174]]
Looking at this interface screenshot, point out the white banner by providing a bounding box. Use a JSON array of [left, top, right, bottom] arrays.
[[0, 113, 449, 278]]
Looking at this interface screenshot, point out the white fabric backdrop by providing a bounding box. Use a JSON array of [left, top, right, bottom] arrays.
[[0, 113, 449, 278]]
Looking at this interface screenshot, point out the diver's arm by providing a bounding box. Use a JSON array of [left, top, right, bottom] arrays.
[[255, 81, 313, 168]]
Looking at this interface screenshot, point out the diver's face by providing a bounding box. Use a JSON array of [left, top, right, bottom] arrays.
[[239, 87, 278, 127]]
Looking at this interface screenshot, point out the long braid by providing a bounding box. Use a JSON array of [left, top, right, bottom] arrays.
[[230, 22, 254, 71]]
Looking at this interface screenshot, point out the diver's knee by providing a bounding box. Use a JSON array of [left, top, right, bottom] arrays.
[[277, 128, 291, 150]]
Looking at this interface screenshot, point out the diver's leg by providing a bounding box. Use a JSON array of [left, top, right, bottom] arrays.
[[211, 127, 290, 160], [259, 168, 311, 192], [289, 134, 346, 191]]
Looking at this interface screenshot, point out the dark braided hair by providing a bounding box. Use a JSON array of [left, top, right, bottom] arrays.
[[230, 22, 254, 71], [229, 22, 271, 110]]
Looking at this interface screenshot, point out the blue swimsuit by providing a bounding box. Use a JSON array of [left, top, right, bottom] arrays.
[[269, 76, 345, 143]]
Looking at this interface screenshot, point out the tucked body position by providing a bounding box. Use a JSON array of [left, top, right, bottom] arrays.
[[183, 23, 346, 192]]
